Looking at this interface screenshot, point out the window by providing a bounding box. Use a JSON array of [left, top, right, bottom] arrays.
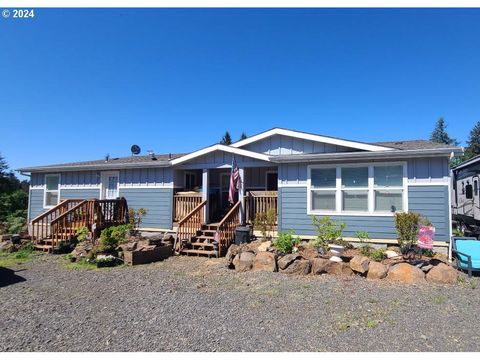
[[466, 184, 473, 200], [310, 168, 336, 211], [341, 167, 368, 211], [374, 165, 404, 212], [307, 163, 406, 215], [44, 174, 60, 207]]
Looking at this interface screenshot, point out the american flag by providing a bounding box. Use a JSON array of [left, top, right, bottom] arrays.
[[228, 158, 241, 204]]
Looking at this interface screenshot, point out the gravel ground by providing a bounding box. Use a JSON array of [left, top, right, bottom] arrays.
[[1, 254, 480, 352]]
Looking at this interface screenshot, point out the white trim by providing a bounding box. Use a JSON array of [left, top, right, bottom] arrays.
[[448, 175, 453, 263], [43, 174, 61, 208], [118, 184, 174, 189], [265, 170, 278, 191], [100, 171, 120, 200], [278, 183, 307, 188], [407, 181, 450, 186], [59, 186, 101, 190], [306, 161, 408, 217], [231, 128, 393, 152], [171, 144, 270, 166]]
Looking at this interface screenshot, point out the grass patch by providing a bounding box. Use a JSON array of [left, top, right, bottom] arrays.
[[64, 258, 98, 270], [0, 246, 36, 267]]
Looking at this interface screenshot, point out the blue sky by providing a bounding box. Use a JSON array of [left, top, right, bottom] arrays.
[[1, 8, 479, 175]]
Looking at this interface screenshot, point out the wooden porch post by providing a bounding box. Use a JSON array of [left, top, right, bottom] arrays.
[[239, 167, 245, 225], [202, 168, 209, 224]]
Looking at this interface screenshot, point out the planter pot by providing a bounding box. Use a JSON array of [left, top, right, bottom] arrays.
[[328, 244, 345, 262]]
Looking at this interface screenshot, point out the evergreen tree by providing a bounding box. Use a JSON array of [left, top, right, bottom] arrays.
[[239, 132, 248, 141], [0, 153, 8, 176], [220, 131, 232, 145], [430, 118, 458, 146], [465, 121, 480, 160]]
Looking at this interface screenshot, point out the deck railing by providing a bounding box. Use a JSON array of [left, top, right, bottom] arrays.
[[31, 198, 128, 248], [244, 191, 278, 225], [215, 201, 241, 256], [173, 193, 203, 222], [176, 200, 207, 251]]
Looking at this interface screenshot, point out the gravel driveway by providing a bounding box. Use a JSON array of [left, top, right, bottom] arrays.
[[1, 254, 479, 352]]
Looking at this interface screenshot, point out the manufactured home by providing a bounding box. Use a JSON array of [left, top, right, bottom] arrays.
[[18, 128, 462, 255]]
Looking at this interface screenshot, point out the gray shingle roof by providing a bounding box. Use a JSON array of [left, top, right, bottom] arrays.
[[371, 140, 459, 151]]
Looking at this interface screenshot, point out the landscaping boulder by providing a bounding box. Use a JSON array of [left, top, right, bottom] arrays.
[[235, 251, 256, 272], [0, 234, 11, 242], [71, 242, 94, 260], [385, 250, 400, 259], [281, 259, 311, 275], [386, 245, 401, 253], [257, 241, 272, 253], [387, 263, 426, 284], [326, 262, 354, 276], [162, 233, 175, 244], [426, 263, 458, 285], [226, 244, 240, 269], [0, 240, 16, 253], [366, 261, 388, 279], [252, 251, 277, 272], [350, 255, 370, 274], [277, 253, 301, 270], [311, 258, 331, 274], [299, 246, 318, 261]]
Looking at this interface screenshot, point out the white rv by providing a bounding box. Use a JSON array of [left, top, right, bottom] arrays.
[[452, 155, 480, 235]]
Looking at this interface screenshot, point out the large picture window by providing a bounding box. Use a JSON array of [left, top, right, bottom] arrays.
[[308, 163, 406, 215], [44, 174, 60, 207]]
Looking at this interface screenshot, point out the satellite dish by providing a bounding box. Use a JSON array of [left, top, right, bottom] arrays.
[[131, 145, 141, 155]]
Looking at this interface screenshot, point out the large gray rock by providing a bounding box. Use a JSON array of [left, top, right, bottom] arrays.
[[226, 244, 240, 269], [349, 255, 370, 274], [235, 251, 256, 272], [281, 259, 311, 275], [367, 261, 388, 280], [0, 240, 17, 253], [277, 254, 301, 270], [311, 258, 331, 274], [252, 251, 277, 272], [426, 263, 459, 285], [387, 263, 425, 284]]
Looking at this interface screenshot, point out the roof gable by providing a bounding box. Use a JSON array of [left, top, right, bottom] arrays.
[[231, 128, 393, 152]]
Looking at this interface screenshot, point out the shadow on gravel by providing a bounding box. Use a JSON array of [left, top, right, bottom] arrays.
[[0, 267, 26, 288]]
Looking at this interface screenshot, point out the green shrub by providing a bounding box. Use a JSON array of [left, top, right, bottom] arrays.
[[310, 216, 346, 252], [128, 207, 148, 229], [99, 224, 131, 252], [394, 212, 434, 253], [274, 231, 301, 254], [253, 208, 276, 240], [370, 248, 386, 262], [75, 226, 89, 242], [356, 231, 373, 256]]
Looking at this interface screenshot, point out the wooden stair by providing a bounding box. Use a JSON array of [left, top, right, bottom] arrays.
[[180, 223, 219, 257]]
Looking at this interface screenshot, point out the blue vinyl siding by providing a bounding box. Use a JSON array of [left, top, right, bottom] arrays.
[[28, 189, 45, 221], [279, 185, 450, 241], [119, 188, 173, 229]]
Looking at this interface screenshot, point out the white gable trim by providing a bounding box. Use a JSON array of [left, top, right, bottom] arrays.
[[170, 144, 271, 166], [231, 128, 393, 152]]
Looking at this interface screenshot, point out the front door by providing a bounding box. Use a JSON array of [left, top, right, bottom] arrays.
[[101, 172, 119, 200]]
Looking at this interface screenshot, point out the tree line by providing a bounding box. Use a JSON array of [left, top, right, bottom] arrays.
[[429, 117, 480, 167], [0, 154, 29, 235]]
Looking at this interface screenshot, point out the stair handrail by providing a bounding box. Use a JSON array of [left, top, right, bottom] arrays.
[[50, 200, 90, 248], [215, 201, 241, 256], [175, 200, 207, 252], [30, 199, 84, 241]]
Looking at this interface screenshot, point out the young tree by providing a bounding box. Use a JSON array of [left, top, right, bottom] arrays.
[[239, 132, 248, 141], [0, 153, 8, 176], [220, 131, 232, 145], [430, 118, 458, 146], [465, 121, 480, 160]]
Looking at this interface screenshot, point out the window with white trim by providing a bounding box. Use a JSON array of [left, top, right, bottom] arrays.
[[308, 163, 406, 215], [310, 168, 336, 211], [45, 174, 60, 207]]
